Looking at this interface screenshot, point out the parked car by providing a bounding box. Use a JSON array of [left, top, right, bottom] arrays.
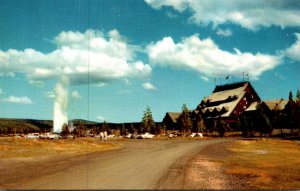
[[141, 132, 155, 139], [26, 133, 39, 139]]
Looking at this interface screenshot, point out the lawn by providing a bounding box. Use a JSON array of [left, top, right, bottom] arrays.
[[224, 139, 300, 189]]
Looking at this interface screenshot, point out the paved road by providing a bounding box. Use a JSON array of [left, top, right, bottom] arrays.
[[14, 139, 231, 190]]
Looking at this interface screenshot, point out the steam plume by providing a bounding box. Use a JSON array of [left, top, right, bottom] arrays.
[[53, 76, 69, 133]]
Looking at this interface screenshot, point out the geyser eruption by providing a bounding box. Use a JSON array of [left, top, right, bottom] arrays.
[[53, 76, 69, 133]]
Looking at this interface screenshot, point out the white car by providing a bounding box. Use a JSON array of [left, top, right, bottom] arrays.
[[26, 133, 39, 139], [141, 132, 155, 139]]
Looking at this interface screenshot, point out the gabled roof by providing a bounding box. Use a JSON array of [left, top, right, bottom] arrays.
[[203, 85, 246, 103], [165, 112, 181, 123], [264, 99, 288, 111], [200, 82, 249, 117]]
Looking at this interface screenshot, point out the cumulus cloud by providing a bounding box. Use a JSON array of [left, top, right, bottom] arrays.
[[147, 34, 281, 80], [145, 0, 300, 30], [142, 82, 157, 90], [145, 0, 188, 12], [0, 29, 152, 85], [0, 96, 33, 104], [284, 33, 300, 61], [216, 28, 232, 37]]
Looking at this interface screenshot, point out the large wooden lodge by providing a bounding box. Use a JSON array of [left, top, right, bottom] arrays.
[[197, 81, 260, 130], [162, 81, 288, 133]]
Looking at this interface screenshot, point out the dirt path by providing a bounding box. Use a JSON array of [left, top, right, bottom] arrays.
[[1, 138, 233, 190], [176, 139, 249, 190], [157, 140, 234, 189]]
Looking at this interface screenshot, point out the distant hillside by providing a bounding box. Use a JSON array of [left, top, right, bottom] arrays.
[[0, 118, 162, 134], [0, 118, 52, 134]]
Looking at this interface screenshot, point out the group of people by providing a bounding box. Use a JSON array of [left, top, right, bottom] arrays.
[[100, 131, 108, 141]]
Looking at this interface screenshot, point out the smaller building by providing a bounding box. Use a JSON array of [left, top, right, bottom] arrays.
[[162, 112, 181, 131], [264, 99, 288, 111], [264, 99, 289, 130]]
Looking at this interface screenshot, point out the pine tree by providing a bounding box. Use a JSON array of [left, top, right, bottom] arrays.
[[286, 91, 296, 135], [140, 106, 156, 134], [194, 117, 206, 133], [178, 104, 192, 133], [289, 91, 294, 102], [296, 89, 300, 103], [61, 123, 70, 137], [128, 123, 136, 134], [120, 123, 126, 136]]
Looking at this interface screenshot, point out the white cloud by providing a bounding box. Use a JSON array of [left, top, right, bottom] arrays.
[[142, 82, 157, 90], [147, 34, 281, 80], [216, 28, 232, 37], [45, 91, 55, 98], [145, 0, 300, 30], [0, 96, 33, 104], [284, 33, 300, 61], [0, 29, 152, 85], [71, 91, 81, 99], [96, 115, 105, 121], [145, 0, 188, 12]]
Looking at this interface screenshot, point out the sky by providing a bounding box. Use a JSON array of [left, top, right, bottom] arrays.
[[0, 0, 300, 123]]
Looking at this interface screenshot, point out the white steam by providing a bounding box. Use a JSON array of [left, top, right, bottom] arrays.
[[53, 76, 69, 133]]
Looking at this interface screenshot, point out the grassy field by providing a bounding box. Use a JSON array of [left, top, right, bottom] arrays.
[[0, 137, 121, 159], [224, 139, 300, 189]]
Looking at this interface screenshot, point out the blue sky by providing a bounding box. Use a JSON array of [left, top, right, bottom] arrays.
[[0, 0, 300, 123]]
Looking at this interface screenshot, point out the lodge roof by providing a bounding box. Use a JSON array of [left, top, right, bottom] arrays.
[[201, 82, 249, 117], [203, 82, 247, 103], [165, 112, 181, 123], [264, 99, 288, 111]]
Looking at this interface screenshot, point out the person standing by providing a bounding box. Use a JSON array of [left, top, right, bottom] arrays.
[[104, 131, 108, 141], [100, 132, 104, 141]]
